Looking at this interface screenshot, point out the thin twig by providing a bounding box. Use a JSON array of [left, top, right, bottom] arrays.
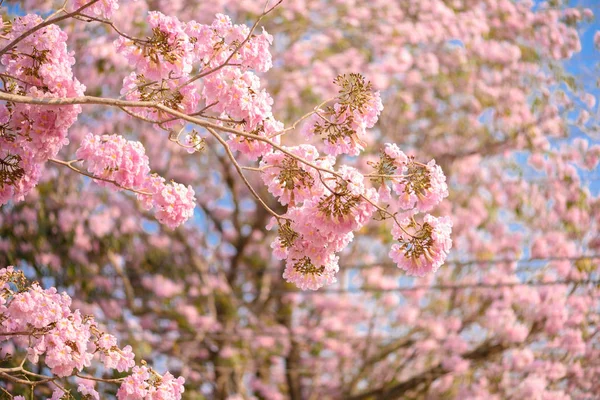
[[177, 0, 283, 90], [0, 0, 103, 57], [205, 127, 286, 221], [48, 158, 152, 196]]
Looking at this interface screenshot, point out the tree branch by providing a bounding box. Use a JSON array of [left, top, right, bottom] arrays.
[[347, 341, 508, 400]]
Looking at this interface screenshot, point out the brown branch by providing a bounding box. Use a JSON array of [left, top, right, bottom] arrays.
[[0, 92, 396, 228], [205, 127, 286, 221], [0, 0, 102, 57], [347, 341, 508, 400], [346, 337, 416, 395], [49, 158, 152, 196], [178, 0, 283, 89]]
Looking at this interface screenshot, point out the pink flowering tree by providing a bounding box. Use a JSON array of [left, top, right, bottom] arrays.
[[1, 0, 599, 399]]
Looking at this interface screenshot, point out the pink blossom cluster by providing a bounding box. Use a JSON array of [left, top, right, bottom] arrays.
[[1, 266, 185, 399], [353, 143, 452, 275], [0, 267, 121, 377], [257, 78, 451, 289], [114, 11, 200, 127], [115, 11, 194, 81], [120, 72, 200, 128], [202, 68, 274, 130], [146, 178, 197, 229], [185, 13, 273, 72], [270, 166, 378, 290], [72, 0, 119, 18], [310, 166, 378, 235], [117, 366, 186, 400], [96, 333, 136, 372], [115, 11, 279, 152], [227, 117, 283, 159], [380, 143, 449, 212], [256, 74, 451, 290], [260, 145, 332, 206], [188, 14, 278, 153], [303, 75, 384, 156], [76, 133, 196, 228], [0, 15, 85, 205], [76, 133, 151, 189], [389, 214, 453, 277]]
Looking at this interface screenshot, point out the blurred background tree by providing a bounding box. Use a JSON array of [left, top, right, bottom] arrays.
[[1, 0, 600, 398]]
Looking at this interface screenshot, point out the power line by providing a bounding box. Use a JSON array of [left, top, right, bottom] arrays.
[[517, 175, 600, 183], [268, 278, 600, 296], [221, 255, 599, 275], [339, 255, 600, 270], [192, 332, 413, 342]]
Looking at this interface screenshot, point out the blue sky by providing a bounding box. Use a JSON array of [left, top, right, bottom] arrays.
[[564, 0, 600, 195]]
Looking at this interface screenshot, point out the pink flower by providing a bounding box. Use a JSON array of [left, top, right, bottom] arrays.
[[76, 134, 195, 228], [76, 133, 151, 191], [152, 181, 196, 229], [270, 202, 354, 290], [117, 366, 185, 400], [389, 214, 452, 276], [120, 73, 200, 128], [309, 166, 378, 236], [0, 15, 84, 205], [97, 333, 135, 372], [260, 145, 332, 205], [283, 251, 339, 291], [389, 155, 448, 212], [115, 12, 193, 81], [78, 383, 100, 400], [303, 74, 383, 156], [72, 0, 119, 18], [41, 311, 94, 377], [2, 266, 185, 396], [202, 68, 274, 131], [227, 118, 282, 160], [186, 15, 273, 72]]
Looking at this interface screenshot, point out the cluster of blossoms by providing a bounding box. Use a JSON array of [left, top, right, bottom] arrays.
[[260, 144, 332, 206], [185, 13, 273, 72], [377, 143, 449, 212], [190, 13, 280, 155], [278, 167, 377, 290], [115, 11, 198, 128], [371, 144, 451, 276], [0, 7, 281, 237], [303, 74, 384, 156], [261, 76, 452, 289], [115, 11, 194, 80], [0, 15, 85, 205], [0, 3, 452, 292], [115, 11, 279, 143], [113, 10, 284, 166], [117, 366, 186, 400], [389, 214, 453, 276], [120, 72, 200, 129], [0, 266, 185, 399], [139, 175, 197, 229], [106, 10, 284, 230], [0, 12, 196, 230], [72, 0, 119, 18], [202, 68, 274, 131], [76, 133, 196, 228]]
